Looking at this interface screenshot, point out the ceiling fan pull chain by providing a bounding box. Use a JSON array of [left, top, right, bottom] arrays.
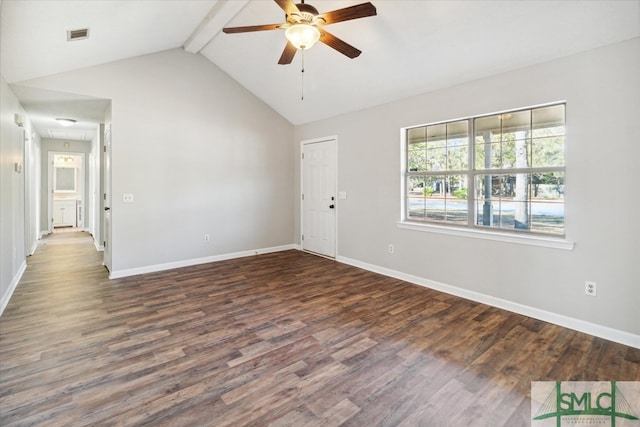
[[301, 50, 305, 101]]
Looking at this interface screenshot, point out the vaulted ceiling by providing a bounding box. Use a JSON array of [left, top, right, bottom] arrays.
[[1, 0, 639, 139]]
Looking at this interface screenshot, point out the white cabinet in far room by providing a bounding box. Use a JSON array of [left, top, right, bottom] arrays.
[[53, 199, 77, 227]]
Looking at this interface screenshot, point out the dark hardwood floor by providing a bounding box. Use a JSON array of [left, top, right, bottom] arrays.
[[1, 232, 638, 426]]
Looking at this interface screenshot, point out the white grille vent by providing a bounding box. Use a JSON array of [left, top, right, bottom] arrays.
[[67, 28, 89, 41]]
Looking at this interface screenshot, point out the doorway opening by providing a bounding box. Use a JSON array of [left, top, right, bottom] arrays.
[[48, 152, 86, 234]]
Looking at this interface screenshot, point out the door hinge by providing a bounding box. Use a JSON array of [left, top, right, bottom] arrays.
[[301, 152, 304, 160], [103, 145, 107, 152], [301, 234, 304, 241], [103, 193, 106, 200], [103, 241, 106, 247], [301, 193, 304, 200]]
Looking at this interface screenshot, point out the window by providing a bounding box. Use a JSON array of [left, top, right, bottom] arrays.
[[405, 103, 565, 236]]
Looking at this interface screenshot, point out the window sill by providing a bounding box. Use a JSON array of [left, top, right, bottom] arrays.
[[396, 221, 574, 250]]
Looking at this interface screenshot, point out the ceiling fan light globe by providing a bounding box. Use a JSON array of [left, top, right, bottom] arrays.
[[285, 24, 320, 50]]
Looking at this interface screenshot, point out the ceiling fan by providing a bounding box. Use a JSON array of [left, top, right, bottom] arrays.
[[222, 0, 377, 65]]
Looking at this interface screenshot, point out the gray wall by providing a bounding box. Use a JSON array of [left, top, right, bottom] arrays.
[[1, 76, 28, 312], [294, 38, 640, 339], [21, 48, 295, 274]]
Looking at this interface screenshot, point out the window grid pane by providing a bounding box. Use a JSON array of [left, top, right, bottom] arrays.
[[405, 104, 565, 236]]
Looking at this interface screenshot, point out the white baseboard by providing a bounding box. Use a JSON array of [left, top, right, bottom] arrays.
[[0, 260, 27, 317], [109, 244, 298, 279], [336, 255, 640, 349]]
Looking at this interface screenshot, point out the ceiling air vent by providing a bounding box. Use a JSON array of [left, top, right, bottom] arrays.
[[67, 28, 89, 41]]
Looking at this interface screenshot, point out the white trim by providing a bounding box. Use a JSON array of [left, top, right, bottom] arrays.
[[300, 135, 338, 144], [48, 152, 87, 231], [397, 221, 574, 250], [109, 244, 298, 279], [85, 230, 104, 251], [403, 100, 567, 130], [0, 260, 27, 317], [336, 255, 639, 349]]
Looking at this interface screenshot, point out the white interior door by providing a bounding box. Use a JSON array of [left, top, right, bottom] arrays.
[[302, 138, 337, 257]]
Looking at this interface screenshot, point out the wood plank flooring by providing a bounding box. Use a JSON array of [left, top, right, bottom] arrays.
[[1, 232, 638, 426]]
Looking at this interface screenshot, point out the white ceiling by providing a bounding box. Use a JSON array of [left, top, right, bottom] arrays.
[[10, 85, 110, 141], [1, 0, 639, 137]]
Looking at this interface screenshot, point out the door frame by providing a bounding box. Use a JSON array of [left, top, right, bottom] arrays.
[[23, 129, 34, 256], [300, 135, 338, 258], [47, 151, 86, 234], [102, 124, 112, 273]]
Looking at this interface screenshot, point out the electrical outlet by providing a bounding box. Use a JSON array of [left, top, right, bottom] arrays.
[[204, 234, 210, 243], [585, 281, 597, 296], [122, 193, 134, 203], [388, 244, 394, 254]]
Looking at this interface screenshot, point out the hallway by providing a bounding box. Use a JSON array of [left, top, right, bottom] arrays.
[[0, 231, 108, 424]]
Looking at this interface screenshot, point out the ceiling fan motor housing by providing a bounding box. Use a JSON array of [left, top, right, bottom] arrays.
[[289, 3, 321, 24]]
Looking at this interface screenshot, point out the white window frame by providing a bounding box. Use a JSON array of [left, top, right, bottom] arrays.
[[399, 102, 574, 250]]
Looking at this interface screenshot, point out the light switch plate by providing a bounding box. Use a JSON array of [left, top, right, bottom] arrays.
[[338, 191, 347, 200]]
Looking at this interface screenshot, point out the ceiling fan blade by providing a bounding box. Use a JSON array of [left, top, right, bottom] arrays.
[[274, 0, 300, 17], [222, 24, 283, 34], [318, 2, 377, 25], [278, 41, 297, 65], [319, 30, 361, 59]]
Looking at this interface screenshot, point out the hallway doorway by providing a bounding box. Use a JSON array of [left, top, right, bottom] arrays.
[[48, 152, 86, 234]]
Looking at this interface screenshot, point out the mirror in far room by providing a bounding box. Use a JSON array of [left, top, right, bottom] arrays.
[[54, 165, 76, 192]]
